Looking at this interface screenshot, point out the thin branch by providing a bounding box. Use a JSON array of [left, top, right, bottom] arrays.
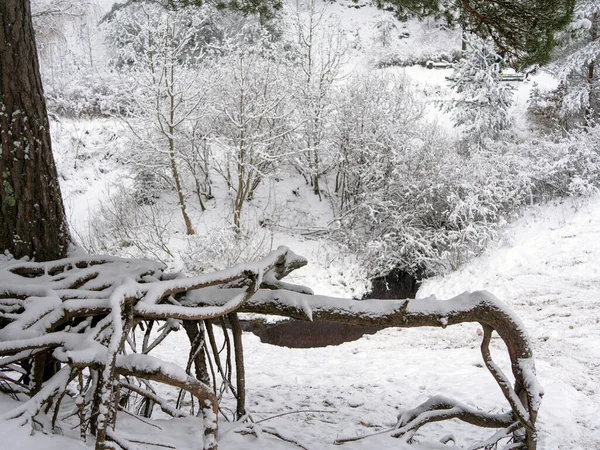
[[254, 409, 336, 424]]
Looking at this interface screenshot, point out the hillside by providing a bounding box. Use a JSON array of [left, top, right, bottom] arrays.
[[1, 0, 599, 449]]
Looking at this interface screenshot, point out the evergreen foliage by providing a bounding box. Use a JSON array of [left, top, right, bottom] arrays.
[[551, 0, 600, 122], [378, 0, 575, 67], [446, 33, 515, 152]]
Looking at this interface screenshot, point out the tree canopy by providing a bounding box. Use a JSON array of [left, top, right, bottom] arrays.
[[378, 0, 576, 67]]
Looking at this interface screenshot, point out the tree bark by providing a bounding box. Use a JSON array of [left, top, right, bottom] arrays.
[[222, 289, 541, 449], [587, 12, 598, 120], [0, 0, 70, 261]]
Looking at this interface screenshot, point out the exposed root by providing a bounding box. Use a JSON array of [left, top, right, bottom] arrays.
[[0, 249, 542, 450], [392, 395, 514, 436]]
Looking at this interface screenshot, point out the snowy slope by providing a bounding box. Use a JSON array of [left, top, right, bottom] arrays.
[[204, 196, 600, 450], [418, 197, 600, 449]]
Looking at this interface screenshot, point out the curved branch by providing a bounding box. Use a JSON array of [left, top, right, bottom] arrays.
[[193, 288, 541, 448], [481, 324, 532, 431], [393, 395, 515, 433]]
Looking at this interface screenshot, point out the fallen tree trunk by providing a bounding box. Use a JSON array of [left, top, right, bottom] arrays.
[[187, 288, 543, 449], [0, 246, 542, 450]]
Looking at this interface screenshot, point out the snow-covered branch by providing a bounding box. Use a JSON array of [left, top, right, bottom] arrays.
[[0, 247, 541, 449], [188, 287, 542, 449]]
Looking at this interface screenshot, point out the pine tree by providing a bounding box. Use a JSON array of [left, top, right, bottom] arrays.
[[379, 0, 575, 67], [552, 0, 600, 121], [1, 0, 71, 261], [446, 33, 515, 152]]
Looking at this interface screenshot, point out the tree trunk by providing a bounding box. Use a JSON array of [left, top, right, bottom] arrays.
[[0, 0, 70, 261], [587, 12, 598, 120], [228, 313, 246, 419], [167, 64, 195, 235]]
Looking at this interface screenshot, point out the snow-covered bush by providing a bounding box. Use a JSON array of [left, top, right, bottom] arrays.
[[516, 125, 600, 201], [33, 0, 119, 117], [372, 20, 462, 68], [44, 69, 128, 117], [86, 184, 175, 264], [331, 70, 423, 213], [327, 68, 526, 276], [181, 226, 273, 274], [332, 124, 534, 276]]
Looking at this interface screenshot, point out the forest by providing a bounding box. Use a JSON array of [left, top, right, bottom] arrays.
[[0, 0, 599, 449]]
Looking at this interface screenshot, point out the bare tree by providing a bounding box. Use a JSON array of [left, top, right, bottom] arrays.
[[108, 2, 216, 235], [211, 31, 294, 230], [287, 0, 347, 200]]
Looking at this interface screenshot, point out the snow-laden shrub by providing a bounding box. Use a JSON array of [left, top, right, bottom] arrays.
[[332, 121, 534, 276], [332, 70, 424, 214], [549, 1, 600, 122], [181, 226, 273, 274], [371, 20, 462, 68], [33, 0, 128, 118], [375, 49, 461, 68], [328, 69, 523, 276], [44, 70, 128, 117], [516, 125, 600, 201], [84, 184, 175, 265], [527, 82, 571, 132]]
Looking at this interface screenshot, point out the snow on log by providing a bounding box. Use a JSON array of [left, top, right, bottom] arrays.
[[0, 247, 542, 449], [188, 288, 543, 449]]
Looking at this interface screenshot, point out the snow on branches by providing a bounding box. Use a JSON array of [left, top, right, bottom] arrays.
[[446, 33, 515, 153], [0, 246, 306, 450], [0, 247, 542, 449]]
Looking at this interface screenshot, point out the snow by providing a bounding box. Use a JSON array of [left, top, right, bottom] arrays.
[[59, 195, 599, 450], [2, 1, 600, 449], [6, 193, 598, 449]]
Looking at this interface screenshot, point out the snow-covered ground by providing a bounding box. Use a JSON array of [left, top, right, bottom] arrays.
[[3, 1, 598, 449], [2, 196, 599, 449], [152, 196, 600, 450]]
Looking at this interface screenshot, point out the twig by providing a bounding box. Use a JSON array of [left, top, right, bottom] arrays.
[[120, 381, 187, 418], [128, 439, 176, 449], [334, 426, 396, 444], [255, 409, 336, 424], [260, 427, 312, 450], [117, 405, 162, 430]]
